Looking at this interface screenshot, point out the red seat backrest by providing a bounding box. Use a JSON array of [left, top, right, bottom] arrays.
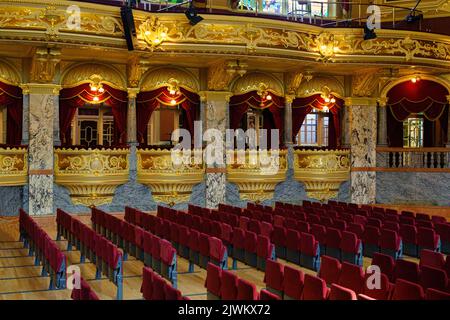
[[221, 270, 238, 300], [205, 262, 222, 296], [302, 274, 329, 300], [329, 283, 357, 300], [283, 265, 304, 299], [264, 260, 284, 292], [318, 255, 341, 285], [237, 278, 259, 300]]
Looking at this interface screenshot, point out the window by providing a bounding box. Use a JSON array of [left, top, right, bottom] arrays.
[[403, 117, 423, 148], [311, 0, 328, 17], [262, 0, 283, 14], [296, 110, 329, 146], [71, 104, 115, 147]]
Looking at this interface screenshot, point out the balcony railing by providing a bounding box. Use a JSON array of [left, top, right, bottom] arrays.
[[376, 147, 450, 169]]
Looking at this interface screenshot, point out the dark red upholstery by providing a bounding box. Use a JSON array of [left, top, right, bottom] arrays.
[[232, 228, 246, 251], [302, 274, 329, 300], [264, 260, 284, 292], [141, 267, 154, 300], [205, 263, 222, 297], [209, 237, 226, 262], [221, 270, 238, 300], [237, 278, 259, 300], [391, 279, 424, 300], [394, 259, 420, 283], [259, 289, 281, 300], [362, 272, 392, 300], [420, 249, 445, 269], [283, 265, 304, 300], [425, 288, 450, 300], [419, 265, 448, 292], [329, 283, 357, 300], [337, 262, 364, 294], [244, 230, 258, 254], [417, 227, 440, 251], [318, 255, 341, 285], [372, 253, 395, 281]]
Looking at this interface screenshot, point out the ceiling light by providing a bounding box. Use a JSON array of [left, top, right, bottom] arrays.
[[330, 97, 336, 103], [93, 96, 99, 102], [98, 87, 104, 93], [266, 94, 272, 100], [170, 99, 176, 105]]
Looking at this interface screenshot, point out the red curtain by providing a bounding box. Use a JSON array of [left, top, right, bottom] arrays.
[[136, 86, 200, 145], [386, 80, 449, 147], [0, 82, 23, 146], [387, 80, 448, 121], [229, 90, 285, 133], [292, 94, 342, 147], [59, 83, 128, 146]]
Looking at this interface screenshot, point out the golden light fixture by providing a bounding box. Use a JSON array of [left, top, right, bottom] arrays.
[[226, 60, 248, 77], [93, 96, 99, 102], [411, 75, 420, 83], [170, 99, 176, 105], [139, 16, 169, 51]]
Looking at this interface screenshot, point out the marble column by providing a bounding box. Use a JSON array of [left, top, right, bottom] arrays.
[[346, 97, 377, 204], [53, 94, 61, 146], [127, 88, 139, 182], [284, 95, 294, 146], [377, 97, 388, 147], [341, 104, 351, 148], [202, 91, 231, 209], [27, 84, 61, 215], [20, 87, 30, 145]]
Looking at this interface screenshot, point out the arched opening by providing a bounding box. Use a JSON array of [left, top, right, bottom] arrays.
[[386, 79, 449, 148], [136, 85, 200, 146], [0, 81, 22, 146], [292, 93, 343, 149], [229, 90, 285, 148], [59, 83, 128, 147]]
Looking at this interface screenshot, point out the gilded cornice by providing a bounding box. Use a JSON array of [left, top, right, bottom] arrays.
[[0, 2, 449, 68], [140, 67, 199, 92], [0, 60, 21, 85], [61, 63, 126, 89], [297, 75, 344, 98], [231, 72, 284, 96], [21, 83, 61, 95]]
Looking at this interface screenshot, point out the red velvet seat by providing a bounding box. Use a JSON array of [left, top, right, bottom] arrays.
[[221, 270, 239, 300], [273, 215, 285, 227], [379, 229, 402, 260], [417, 227, 440, 252], [318, 255, 341, 285], [362, 272, 392, 300], [244, 230, 258, 267], [199, 232, 211, 268], [205, 263, 221, 299], [372, 252, 395, 281], [264, 259, 284, 296], [248, 219, 262, 234], [435, 223, 450, 254], [272, 226, 287, 259], [302, 274, 329, 300], [164, 283, 182, 300], [239, 216, 249, 230], [367, 218, 382, 229], [283, 265, 304, 300], [400, 224, 418, 257], [329, 283, 357, 300], [286, 228, 301, 264], [394, 259, 420, 284], [151, 274, 166, 300], [391, 279, 424, 300], [325, 227, 342, 260], [425, 288, 450, 300], [261, 222, 273, 238], [141, 267, 154, 300], [420, 249, 445, 270], [419, 265, 448, 292], [300, 232, 320, 271], [237, 278, 259, 300], [348, 223, 364, 239], [209, 237, 226, 268], [259, 289, 281, 300], [337, 262, 365, 294], [296, 221, 310, 234]]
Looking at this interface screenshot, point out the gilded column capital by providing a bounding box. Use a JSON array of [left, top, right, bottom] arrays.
[[199, 91, 233, 103], [127, 87, 140, 99], [285, 95, 295, 104], [377, 97, 389, 107], [22, 83, 61, 95], [344, 97, 378, 106]]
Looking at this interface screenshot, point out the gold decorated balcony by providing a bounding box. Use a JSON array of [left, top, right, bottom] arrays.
[[137, 148, 204, 205], [54, 147, 130, 207], [293, 148, 350, 201], [0, 146, 27, 186], [227, 149, 287, 202]]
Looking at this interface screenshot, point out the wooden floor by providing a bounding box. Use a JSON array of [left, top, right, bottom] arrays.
[[0, 210, 427, 300]]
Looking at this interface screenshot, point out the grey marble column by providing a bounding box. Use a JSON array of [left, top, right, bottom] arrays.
[[377, 98, 388, 147], [341, 104, 350, 148], [347, 97, 377, 204], [127, 88, 139, 182], [27, 84, 60, 215], [284, 96, 294, 145], [20, 90, 30, 145], [53, 94, 61, 146], [203, 91, 231, 209]]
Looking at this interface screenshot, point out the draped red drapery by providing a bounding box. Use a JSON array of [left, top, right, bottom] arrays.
[[136, 86, 199, 145], [0, 82, 23, 145], [292, 94, 342, 148], [59, 83, 128, 146], [229, 90, 285, 134], [386, 80, 449, 147]]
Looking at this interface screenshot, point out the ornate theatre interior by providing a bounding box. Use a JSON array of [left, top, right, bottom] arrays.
[[0, 0, 449, 302]]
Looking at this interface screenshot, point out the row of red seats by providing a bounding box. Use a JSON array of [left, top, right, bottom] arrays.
[[205, 263, 265, 300], [57, 209, 123, 299], [141, 267, 187, 300], [265, 257, 450, 300], [19, 209, 66, 290], [371, 251, 450, 293], [157, 206, 275, 271], [125, 207, 227, 272], [71, 277, 100, 300], [91, 208, 177, 287]]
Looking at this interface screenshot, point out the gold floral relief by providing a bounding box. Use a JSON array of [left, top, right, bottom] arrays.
[[54, 147, 129, 207], [0, 146, 27, 186], [294, 149, 350, 201], [137, 148, 204, 206]]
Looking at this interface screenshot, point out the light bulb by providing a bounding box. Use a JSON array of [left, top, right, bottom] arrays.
[[323, 106, 329, 112], [98, 87, 104, 93], [144, 30, 151, 36], [411, 77, 417, 83], [93, 96, 99, 102], [90, 86, 97, 92], [169, 89, 176, 95], [153, 38, 161, 44], [170, 99, 176, 105], [266, 94, 272, 100], [160, 32, 167, 38], [330, 97, 336, 103], [324, 97, 330, 103]]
